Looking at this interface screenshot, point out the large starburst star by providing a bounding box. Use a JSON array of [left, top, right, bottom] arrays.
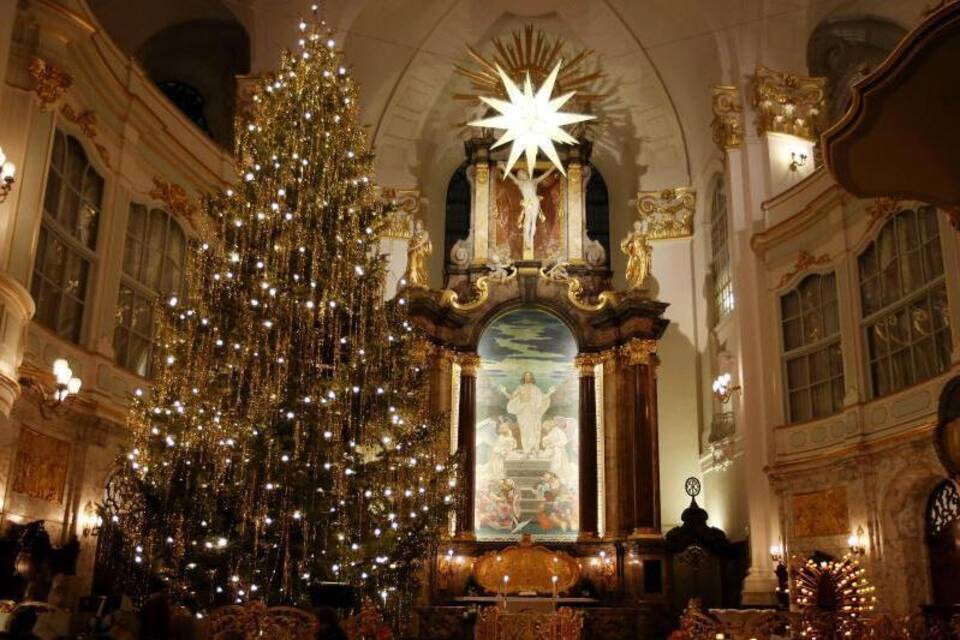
[[468, 61, 594, 175]]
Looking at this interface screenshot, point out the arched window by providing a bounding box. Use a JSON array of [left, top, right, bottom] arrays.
[[858, 207, 951, 398], [781, 273, 843, 422], [114, 204, 186, 377], [444, 164, 471, 266], [31, 130, 104, 343], [807, 17, 907, 124], [585, 166, 610, 267], [137, 20, 250, 149], [709, 175, 734, 325]]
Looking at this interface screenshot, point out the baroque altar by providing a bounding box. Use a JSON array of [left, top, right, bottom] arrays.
[[394, 26, 676, 640]]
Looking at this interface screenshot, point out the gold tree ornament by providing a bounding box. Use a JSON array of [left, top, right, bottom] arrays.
[[106, 12, 457, 630]]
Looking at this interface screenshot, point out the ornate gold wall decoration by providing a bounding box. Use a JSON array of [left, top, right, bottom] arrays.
[[379, 188, 422, 240], [473, 543, 580, 594], [149, 177, 200, 225], [792, 487, 850, 538], [11, 428, 70, 503], [28, 57, 72, 111], [620, 338, 657, 366], [60, 104, 110, 166], [635, 187, 696, 240], [538, 261, 618, 311], [750, 65, 827, 141], [711, 85, 744, 151], [865, 197, 902, 231], [439, 263, 517, 311], [778, 250, 832, 287]]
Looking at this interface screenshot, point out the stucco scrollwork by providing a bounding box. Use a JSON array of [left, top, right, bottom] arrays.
[[635, 187, 696, 240], [28, 57, 72, 111]]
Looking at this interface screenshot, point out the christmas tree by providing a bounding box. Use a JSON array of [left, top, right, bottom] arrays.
[[105, 12, 456, 622]]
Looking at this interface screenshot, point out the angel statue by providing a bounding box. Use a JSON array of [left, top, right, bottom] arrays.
[[621, 219, 652, 290], [500, 162, 555, 248], [405, 218, 432, 288]]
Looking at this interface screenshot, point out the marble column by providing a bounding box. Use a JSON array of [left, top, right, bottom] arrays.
[[576, 353, 601, 539], [621, 338, 661, 536], [455, 353, 479, 539]]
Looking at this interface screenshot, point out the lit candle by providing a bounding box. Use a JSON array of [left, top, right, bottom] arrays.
[[552, 575, 559, 600]]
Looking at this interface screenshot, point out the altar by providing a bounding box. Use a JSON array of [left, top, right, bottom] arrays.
[[389, 26, 676, 640]]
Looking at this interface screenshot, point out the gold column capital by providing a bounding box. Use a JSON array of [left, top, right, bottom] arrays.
[[710, 84, 744, 151], [750, 65, 827, 141], [574, 352, 603, 375], [619, 338, 658, 366], [456, 352, 481, 376]]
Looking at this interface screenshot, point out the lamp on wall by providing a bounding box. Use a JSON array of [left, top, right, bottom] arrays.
[[712, 373, 741, 404], [81, 501, 102, 538], [19, 358, 83, 417], [847, 525, 867, 557], [0, 146, 16, 203], [789, 151, 808, 172]]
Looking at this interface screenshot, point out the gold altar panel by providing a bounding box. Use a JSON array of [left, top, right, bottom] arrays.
[[11, 429, 70, 503], [792, 487, 849, 538], [475, 606, 584, 640], [473, 544, 580, 594]]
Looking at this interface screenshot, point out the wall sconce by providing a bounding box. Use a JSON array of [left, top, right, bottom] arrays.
[[789, 151, 808, 172], [847, 525, 866, 557], [769, 543, 783, 564], [770, 542, 789, 608], [712, 373, 741, 404], [19, 358, 83, 417], [0, 146, 16, 204], [81, 501, 102, 538]]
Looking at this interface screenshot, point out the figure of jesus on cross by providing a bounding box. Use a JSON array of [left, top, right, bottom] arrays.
[[499, 162, 555, 256]]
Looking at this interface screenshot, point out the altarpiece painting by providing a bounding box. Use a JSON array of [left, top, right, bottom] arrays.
[[474, 309, 579, 539]]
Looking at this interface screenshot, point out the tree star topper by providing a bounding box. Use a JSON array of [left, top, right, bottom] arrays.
[[468, 61, 594, 175]]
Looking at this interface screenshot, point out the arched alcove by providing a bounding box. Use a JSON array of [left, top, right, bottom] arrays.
[[444, 163, 471, 266], [807, 16, 907, 124], [585, 165, 610, 268], [474, 308, 580, 540], [137, 20, 251, 148]]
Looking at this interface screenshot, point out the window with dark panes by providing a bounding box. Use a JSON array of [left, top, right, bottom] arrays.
[[114, 204, 186, 377], [858, 207, 951, 398], [781, 272, 844, 422], [31, 131, 103, 343]]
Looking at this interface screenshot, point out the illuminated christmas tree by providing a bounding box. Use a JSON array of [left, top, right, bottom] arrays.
[[105, 12, 456, 622]]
